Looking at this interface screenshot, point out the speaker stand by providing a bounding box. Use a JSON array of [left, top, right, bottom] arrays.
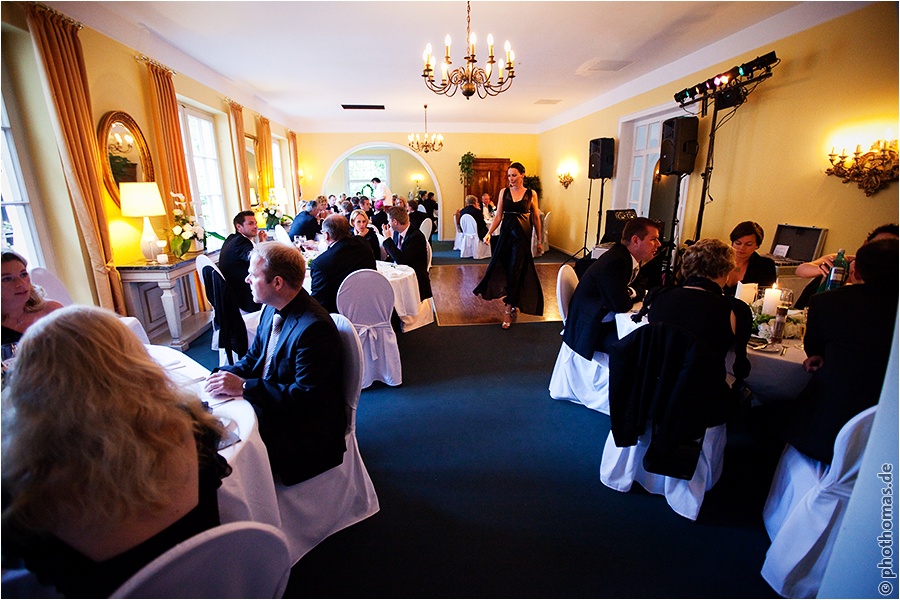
[[566, 178, 594, 264], [594, 177, 608, 246], [660, 173, 686, 285]]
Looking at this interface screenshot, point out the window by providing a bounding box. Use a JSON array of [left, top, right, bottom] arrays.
[[345, 156, 388, 197], [1, 94, 43, 264], [626, 118, 662, 217], [179, 105, 226, 240], [271, 140, 284, 189]]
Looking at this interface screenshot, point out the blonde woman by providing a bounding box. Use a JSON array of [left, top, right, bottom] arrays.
[[1, 250, 63, 345], [2, 306, 231, 598], [350, 208, 380, 258]]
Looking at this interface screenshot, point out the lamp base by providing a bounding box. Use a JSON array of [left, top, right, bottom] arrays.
[[141, 216, 160, 262]]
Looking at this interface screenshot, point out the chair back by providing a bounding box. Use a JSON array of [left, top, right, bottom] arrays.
[[337, 270, 394, 327], [28, 267, 73, 306], [195, 254, 223, 279], [426, 238, 433, 270], [825, 404, 877, 487], [273, 224, 293, 246], [330, 314, 364, 432], [542, 211, 551, 247], [199, 262, 248, 364], [556, 264, 579, 324], [459, 213, 478, 235], [453, 213, 464, 251], [419, 218, 433, 239], [109, 521, 291, 598]]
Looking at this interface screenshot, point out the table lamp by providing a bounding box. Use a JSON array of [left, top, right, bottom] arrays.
[[120, 182, 166, 262]]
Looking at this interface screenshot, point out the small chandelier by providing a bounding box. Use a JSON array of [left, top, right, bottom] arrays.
[[421, 1, 515, 100], [408, 104, 443, 154], [108, 129, 134, 155]]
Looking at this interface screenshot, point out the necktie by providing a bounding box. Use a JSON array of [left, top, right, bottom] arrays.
[[629, 264, 639, 284], [263, 313, 284, 377]]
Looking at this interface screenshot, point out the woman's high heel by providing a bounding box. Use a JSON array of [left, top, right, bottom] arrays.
[[502, 307, 517, 330]]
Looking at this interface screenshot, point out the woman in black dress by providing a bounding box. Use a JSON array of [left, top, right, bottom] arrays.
[[350, 209, 381, 259], [473, 162, 543, 329], [722, 220, 776, 297]]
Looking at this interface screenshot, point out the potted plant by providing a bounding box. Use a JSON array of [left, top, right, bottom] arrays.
[[524, 175, 543, 199], [459, 152, 476, 186]]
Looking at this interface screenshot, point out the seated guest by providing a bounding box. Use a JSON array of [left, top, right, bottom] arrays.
[[219, 210, 264, 313], [310, 214, 377, 313], [722, 221, 776, 297], [326, 194, 339, 213], [782, 238, 898, 464], [382, 206, 433, 301], [288, 197, 322, 241], [1, 250, 64, 344], [351, 209, 381, 259], [2, 306, 231, 598], [422, 191, 439, 228], [563, 217, 661, 358], [794, 223, 898, 309], [455, 194, 488, 239], [481, 192, 497, 220], [340, 200, 354, 219], [371, 199, 388, 232], [205, 243, 347, 485], [359, 196, 374, 219], [407, 199, 428, 232]]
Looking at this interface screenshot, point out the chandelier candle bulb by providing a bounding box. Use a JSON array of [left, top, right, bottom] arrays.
[[488, 34, 494, 58], [445, 35, 451, 61]]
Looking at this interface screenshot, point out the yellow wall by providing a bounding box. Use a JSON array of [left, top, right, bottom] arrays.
[[537, 2, 899, 256]]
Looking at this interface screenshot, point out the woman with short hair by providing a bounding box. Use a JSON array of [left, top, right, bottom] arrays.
[[722, 220, 776, 297]]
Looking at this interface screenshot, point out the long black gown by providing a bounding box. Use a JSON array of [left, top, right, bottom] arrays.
[[473, 188, 544, 315]]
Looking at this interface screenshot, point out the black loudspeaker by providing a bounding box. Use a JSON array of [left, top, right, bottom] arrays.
[[600, 209, 637, 243], [588, 137, 615, 179], [659, 117, 699, 175]]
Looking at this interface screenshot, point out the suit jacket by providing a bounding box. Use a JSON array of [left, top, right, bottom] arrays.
[[288, 211, 321, 241], [219, 290, 347, 485], [784, 283, 897, 464], [409, 210, 428, 233], [460, 205, 488, 239], [383, 225, 432, 300], [562, 243, 645, 359], [310, 236, 377, 313], [218, 233, 261, 313], [371, 210, 388, 232]]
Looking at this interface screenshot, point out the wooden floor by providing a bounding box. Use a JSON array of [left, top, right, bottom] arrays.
[[430, 263, 563, 327]]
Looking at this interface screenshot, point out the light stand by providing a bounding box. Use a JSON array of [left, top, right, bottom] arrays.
[[660, 173, 687, 284], [566, 178, 593, 264]]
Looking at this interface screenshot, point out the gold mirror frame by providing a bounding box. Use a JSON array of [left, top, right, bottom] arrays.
[[245, 133, 260, 206], [97, 111, 155, 207]]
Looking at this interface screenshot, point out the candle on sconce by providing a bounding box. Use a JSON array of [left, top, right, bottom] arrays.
[[762, 285, 781, 316], [157, 254, 169, 265]]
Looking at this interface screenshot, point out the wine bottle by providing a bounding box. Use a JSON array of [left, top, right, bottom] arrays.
[[824, 248, 848, 291]]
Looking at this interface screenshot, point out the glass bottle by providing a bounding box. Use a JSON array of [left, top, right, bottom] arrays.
[[824, 249, 848, 291]]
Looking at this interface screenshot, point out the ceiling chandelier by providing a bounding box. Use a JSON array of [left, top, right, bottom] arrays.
[[408, 104, 443, 153], [421, 1, 515, 100]]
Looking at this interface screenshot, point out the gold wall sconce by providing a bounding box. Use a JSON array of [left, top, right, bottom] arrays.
[[826, 138, 898, 197], [558, 172, 574, 189]]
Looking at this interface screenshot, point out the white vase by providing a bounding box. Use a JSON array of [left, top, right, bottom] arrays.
[[190, 238, 204, 253]]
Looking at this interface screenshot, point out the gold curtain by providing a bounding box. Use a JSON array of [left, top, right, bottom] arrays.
[[256, 116, 273, 206], [228, 101, 252, 211], [145, 61, 192, 218], [287, 130, 301, 213], [25, 4, 125, 313]]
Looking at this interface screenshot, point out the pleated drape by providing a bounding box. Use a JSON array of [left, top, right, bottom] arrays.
[[26, 4, 125, 313], [145, 62, 192, 218], [287, 130, 301, 214], [256, 116, 273, 206], [228, 101, 252, 211]]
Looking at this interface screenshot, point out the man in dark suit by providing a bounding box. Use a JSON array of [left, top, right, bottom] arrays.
[[288, 198, 322, 241], [783, 238, 898, 464], [407, 199, 428, 233], [456, 194, 488, 239], [205, 242, 347, 485], [310, 214, 376, 313], [562, 217, 661, 359], [382, 206, 432, 301], [218, 210, 265, 313]]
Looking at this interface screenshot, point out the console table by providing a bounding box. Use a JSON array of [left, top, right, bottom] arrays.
[[118, 250, 219, 350]]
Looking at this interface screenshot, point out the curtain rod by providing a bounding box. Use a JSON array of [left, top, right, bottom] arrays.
[[134, 54, 176, 76], [30, 3, 82, 29]]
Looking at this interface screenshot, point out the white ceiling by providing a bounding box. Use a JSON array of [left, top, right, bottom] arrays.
[[49, 1, 861, 133]]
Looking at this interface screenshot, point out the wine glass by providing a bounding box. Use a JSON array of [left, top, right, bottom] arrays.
[[779, 288, 794, 308]]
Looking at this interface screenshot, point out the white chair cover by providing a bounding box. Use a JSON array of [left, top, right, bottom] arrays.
[[760, 405, 877, 598], [109, 521, 292, 599], [532, 211, 550, 257], [419, 218, 433, 240], [548, 343, 611, 414], [196, 254, 258, 364], [274, 314, 380, 564], [273, 224, 293, 246], [555, 263, 578, 325], [459, 214, 491, 259], [120, 316, 151, 344], [28, 266, 73, 305], [542, 211, 551, 249], [599, 423, 727, 521], [337, 270, 402, 388], [426, 240, 433, 271], [400, 298, 435, 332], [453, 213, 464, 250]]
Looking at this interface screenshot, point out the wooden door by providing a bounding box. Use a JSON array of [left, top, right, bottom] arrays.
[[465, 158, 510, 205]]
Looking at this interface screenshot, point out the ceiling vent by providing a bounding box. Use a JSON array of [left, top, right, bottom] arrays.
[[576, 59, 633, 76], [535, 99, 562, 105]]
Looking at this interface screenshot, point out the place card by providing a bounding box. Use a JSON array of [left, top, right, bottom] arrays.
[[735, 281, 757, 305]]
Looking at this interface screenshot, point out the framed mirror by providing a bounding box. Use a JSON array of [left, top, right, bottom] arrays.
[[97, 111, 154, 207], [245, 134, 259, 206]]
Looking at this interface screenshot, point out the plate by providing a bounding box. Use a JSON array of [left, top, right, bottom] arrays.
[[750, 343, 782, 353]]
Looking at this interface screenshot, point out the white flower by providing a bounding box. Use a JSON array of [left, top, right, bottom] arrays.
[[172, 225, 183, 235], [194, 226, 205, 237], [180, 230, 192, 240], [183, 223, 193, 233], [757, 322, 773, 341], [173, 208, 184, 216], [275, 210, 283, 218]]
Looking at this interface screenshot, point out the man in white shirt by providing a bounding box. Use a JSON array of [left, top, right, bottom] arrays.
[[372, 177, 392, 206]]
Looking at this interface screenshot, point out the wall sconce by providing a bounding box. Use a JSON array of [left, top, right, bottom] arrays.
[[826, 138, 898, 197], [558, 172, 574, 189], [411, 174, 424, 190], [297, 169, 305, 181]]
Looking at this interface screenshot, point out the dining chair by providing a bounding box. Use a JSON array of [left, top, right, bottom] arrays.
[[273, 314, 380, 564], [197, 255, 257, 366], [337, 269, 402, 388], [419, 217, 433, 240], [28, 267, 73, 305], [426, 238, 433, 271], [452, 213, 464, 250], [531, 211, 550, 257], [555, 263, 578, 325], [273, 224, 293, 246], [109, 521, 291, 599], [458, 214, 491, 259], [760, 405, 877, 599]]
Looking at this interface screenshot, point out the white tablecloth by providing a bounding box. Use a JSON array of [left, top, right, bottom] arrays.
[[145, 344, 281, 528]]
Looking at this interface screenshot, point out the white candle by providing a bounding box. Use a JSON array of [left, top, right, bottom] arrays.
[[157, 254, 169, 264], [762, 286, 781, 316]]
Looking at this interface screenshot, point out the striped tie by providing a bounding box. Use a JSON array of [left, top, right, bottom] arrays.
[[263, 313, 284, 377]]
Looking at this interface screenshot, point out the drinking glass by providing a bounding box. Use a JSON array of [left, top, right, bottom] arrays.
[[293, 235, 303, 247], [1, 343, 17, 376], [796, 307, 808, 349], [779, 288, 794, 308]]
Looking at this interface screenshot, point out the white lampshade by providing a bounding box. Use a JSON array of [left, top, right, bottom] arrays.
[[120, 182, 166, 262]]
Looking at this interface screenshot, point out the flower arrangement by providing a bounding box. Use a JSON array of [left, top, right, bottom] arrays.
[[169, 193, 205, 257], [750, 298, 806, 341], [257, 203, 285, 230]]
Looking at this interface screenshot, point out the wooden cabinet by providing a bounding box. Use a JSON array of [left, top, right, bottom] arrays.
[[465, 158, 510, 205]]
